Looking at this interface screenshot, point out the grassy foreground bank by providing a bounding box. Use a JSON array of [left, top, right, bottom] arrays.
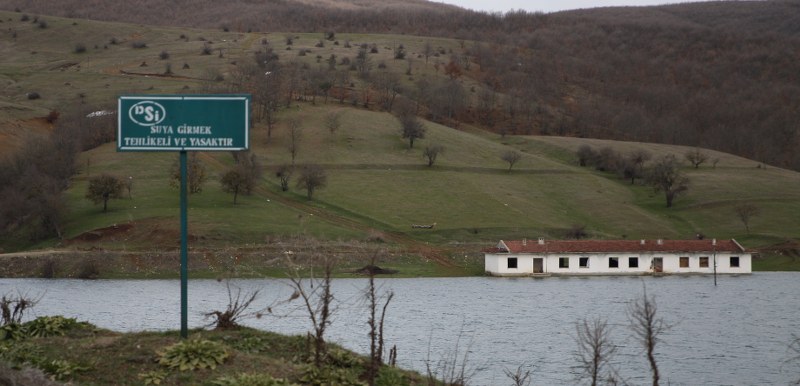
[[0, 316, 428, 386]]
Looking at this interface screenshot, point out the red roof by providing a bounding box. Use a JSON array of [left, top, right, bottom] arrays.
[[486, 239, 746, 254]]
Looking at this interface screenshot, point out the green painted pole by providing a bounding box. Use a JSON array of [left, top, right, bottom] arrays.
[[180, 150, 188, 339]]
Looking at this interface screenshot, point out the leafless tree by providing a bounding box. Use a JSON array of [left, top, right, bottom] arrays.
[[325, 110, 343, 135], [503, 364, 533, 386], [646, 154, 689, 208], [501, 150, 522, 171], [170, 153, 206, 194], [577, 145, 597, 167], [364, 251, 395, 386], [575, 318, 617, 386], [425, 328, 474, 386], [734, 202, 760, 233], [296, 165, 327, 200], [685, 148, 708, 169], [396, 104, 426, 149], [286, 255, 336, 368], [1, 292, 42, 326], [204, 280, 283, 330], [786, 334, 800, 385], [423, 41, 434, 64], [287, 118, 303, 165], [622, 150, 651, 184], [85, 174, 123, 212], [220, 151, 263, 204], [275, 164, 293, 192], [423, 144, 445, 167], [628, 287, 667, 386]]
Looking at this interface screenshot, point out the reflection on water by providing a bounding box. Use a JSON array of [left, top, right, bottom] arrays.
[[2, 273, 798, 385]]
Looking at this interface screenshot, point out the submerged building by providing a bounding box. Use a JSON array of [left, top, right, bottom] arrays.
[[484, 238, 751, 276]]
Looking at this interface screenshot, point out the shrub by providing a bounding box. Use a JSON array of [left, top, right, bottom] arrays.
[[201, 44, 213, 55], [109, 37, 118, 45], [376, 367, 409, 386], [24, 316, 79, 338], [76, 258, 100, 279], [300, 365, 364, 386], [45, 110, 59, 124], [138, 370, 167, 385], [26, 92, 40, 100], [74, 43, 86, 53], [131, 41, 147, 49], [37, 20, 47, 29], [212, 373, 298, 386], [38, 359, 90, 381], [20, 14, 29, 21], [159, 50, 169, 60], [158, 339, 229, 371]]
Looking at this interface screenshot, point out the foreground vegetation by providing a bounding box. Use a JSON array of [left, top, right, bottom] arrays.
[[0, 316, 426, 385]]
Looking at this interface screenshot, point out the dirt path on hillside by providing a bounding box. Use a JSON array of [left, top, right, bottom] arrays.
[[197, 153, 457, 267]]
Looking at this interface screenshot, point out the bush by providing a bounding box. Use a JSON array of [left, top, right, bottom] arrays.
[[39, 259, 57, 278], [37, 20, 47, 29], [131, 41, 147, 49], [201, 44, 213, 55], [74, 43, 86, 53], [109, 37, 118, 45], [159, 50, 169, 60], [300, 365, 364, 386], [212, 373, 298, 386], [26, 92, 40, 100], [45, 110, 59, 123], [24, 316, 79, 338], [76, 258, 99, 279], [158, 339, 229, 371]]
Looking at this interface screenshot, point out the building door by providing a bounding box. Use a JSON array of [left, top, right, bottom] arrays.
[[533, 258, 544, 274], [651, 257, 663, 273]]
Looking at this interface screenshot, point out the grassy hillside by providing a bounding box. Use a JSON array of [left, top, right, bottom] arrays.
[[0, 11, 798, 272]]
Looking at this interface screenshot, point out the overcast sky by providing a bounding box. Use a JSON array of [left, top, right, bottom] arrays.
[[436, 0, 709, 13]]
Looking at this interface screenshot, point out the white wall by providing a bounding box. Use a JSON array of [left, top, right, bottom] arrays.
[[485, 252, 752, 276]]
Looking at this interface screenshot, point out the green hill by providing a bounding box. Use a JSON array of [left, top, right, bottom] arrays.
[[1, 11, 798, 274]]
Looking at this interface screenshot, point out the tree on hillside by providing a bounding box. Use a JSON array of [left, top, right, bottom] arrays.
[[220, 152, 263, 204], [685, 148, 708, 169], [576, 145, 597, 167], [396, 105, 426, 149], [423, 144, 445, 167], [276, 164, 293, 192], [296, 165, 327, 200], [646, 154, 689, 208], [287, 118, 303, 165], [325, 110, 343, 135], [170, 153, 206, 194], [86, 174, 123, 212], [734, 202, 760, 233], [621, 149, 652, 184], [501, 150, 522, 171]]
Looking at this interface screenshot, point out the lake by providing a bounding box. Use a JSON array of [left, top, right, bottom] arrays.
[[1, 273, 798, 385]]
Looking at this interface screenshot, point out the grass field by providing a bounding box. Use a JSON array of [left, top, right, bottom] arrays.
[[1, 10, 799, 271]]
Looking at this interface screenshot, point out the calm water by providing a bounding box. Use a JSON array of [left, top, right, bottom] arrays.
[[1, 273, 798, 385]]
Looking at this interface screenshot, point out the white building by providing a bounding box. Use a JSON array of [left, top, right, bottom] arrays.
[[484, 238, 751, 276]]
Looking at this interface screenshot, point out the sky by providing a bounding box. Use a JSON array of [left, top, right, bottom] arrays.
[[436, 0, 708, 13]]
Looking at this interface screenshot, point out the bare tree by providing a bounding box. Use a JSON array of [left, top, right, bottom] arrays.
[[577, 145, 597, 167], [170, 153, 206, 194], [1, 292, 41, 326], [628, 287, 667, 386], [287, 118, 303, 165], [685, 148, 708, 169], [734, 202, 760, 233], [275, 164, 293, 192], [286, 255, 336, 368], [364, 252, 395, 386], [423, 41, 434, 64], [423, 144, 445, 167], [501, 150, 522, 171], [396, 105, 426, 149], [220, 152, 263, 205], [325, 110, 343, 135], [503, 364, 532, 386], [646, 154, 689, 208], [203, 280, 284, 330], [787, 334, 800, 385], [296, 165, 327, 200], [622, 150, 651, 184], [575, 318, 617, 386], [85, 174, 123, 212]]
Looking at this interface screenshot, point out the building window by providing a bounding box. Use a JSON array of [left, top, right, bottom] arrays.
[[679, 257, 689, 268], [730, 256, 740, 268], [609, 257, 619, 268], [629, 257, 639, 268], [559, 257, 569, 268], [579, 257, 589, 268], [507, 257, 518, 269], [699, 257, 709, 268]]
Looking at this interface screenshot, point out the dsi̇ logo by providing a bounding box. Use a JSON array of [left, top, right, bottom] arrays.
[[128, 101, 166, 126]]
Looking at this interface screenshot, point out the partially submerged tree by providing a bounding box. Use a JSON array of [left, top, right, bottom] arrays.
[[423, 144, 445, 167], [364, 251, 395, 386], [296, 164, 327, 200], [647, 154, 689, 208], [501, 150, 522, 171], [734, 202, 760, 233], [628, 287, 667, 386], [85, 174, 123, 212], [575, 318, 617, 386]]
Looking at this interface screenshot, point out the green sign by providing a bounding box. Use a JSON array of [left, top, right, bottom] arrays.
[[118, 94, 250, 151]]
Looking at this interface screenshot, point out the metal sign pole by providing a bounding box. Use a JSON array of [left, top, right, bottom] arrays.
[[180, 150, 188, 338]]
